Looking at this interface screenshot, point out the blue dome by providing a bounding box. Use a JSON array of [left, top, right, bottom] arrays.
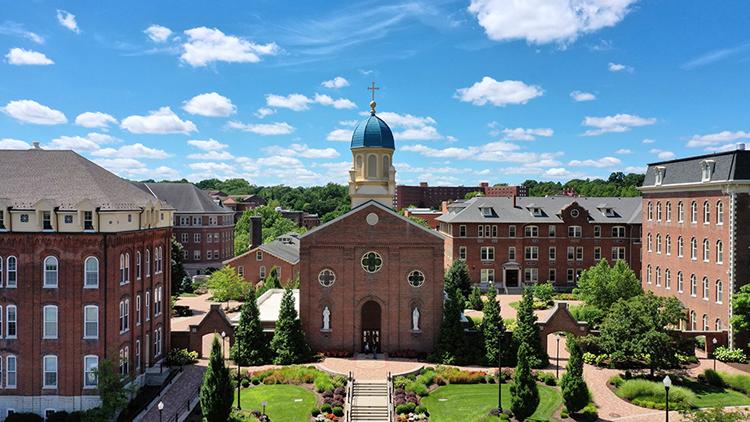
[[350, 113, 395, 150]]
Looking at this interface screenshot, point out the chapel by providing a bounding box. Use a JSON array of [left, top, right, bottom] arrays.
[[298, 94, 446, 354]]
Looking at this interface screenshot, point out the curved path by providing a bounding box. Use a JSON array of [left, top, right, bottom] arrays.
[[317, 355, 424, 381]]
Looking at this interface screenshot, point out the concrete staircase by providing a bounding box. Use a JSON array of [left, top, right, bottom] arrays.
[[350, 381, 390, 422]]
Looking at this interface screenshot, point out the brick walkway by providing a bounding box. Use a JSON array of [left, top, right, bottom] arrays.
[[318, 356, 424, 381], [140, 363, 206, 422]]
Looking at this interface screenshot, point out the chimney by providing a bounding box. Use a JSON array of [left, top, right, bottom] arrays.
[[249, 215, 262, 250], [737, 143, 746, 151], [419, 182, 428, 188], [512, 195, 517, 208], [32, 141, 41, 149]]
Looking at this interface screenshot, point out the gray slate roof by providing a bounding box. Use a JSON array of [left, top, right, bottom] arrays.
[[0, 149, 167, 210], [437, 196, 642, 225], [642, 150, 750, 187], [138, 183, 233, 214], [260, 235, 300, 264]]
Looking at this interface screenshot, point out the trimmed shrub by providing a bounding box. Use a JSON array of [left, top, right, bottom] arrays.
[[405, 381, 429, 397], [714, 346, 747, 363], [240, 378, 250, 388], [616, 379, 695, 410], [395, 402, 416, 415], [579, 403, 598, 421], [311, 408, 321, 417], [332, 406, 344, 417], [608, 375, 624, 388], [320, 403, 332, 413], [414, 405, 428, 415], [166, 348, 199, 366]]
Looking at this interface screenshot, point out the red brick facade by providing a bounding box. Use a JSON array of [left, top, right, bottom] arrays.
[[0, 228, 171, 403], [224, 247, 299, 285], [299, 203, 444, 354], [174, 214, 234, 275]]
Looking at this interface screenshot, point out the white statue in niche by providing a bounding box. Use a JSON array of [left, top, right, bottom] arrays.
[[412, 307, 420, 331], [322, 306, 331, 330]]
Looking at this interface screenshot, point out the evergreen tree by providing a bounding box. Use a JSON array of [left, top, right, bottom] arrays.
[[513, 287, 548, 368], [230, 289, 272, 366], [560, 336, 589, 413], [171, 236, 187, 294], [510, 342, 540, 421], [481, 285, 506, 366], [270, 288, 312, 364], [436, 287, 466, 364], [468, 286, 484, 310], [200, 336, 233, 422], [444, 260, 472, 299]]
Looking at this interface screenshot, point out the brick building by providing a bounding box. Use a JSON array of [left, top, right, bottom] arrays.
[[219, 194, 266, 222], [140, 183, 234, 276], [277, 208, 321, 230], [640, 147, 750, 346], [437, 196, 642, 291], [0, 149, 172, 417], [393, 181, 527, 210], [224, 231, 300, 286]]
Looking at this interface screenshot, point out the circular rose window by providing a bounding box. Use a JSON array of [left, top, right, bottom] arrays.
[[361, 251, 383, 273], [570, 209, 580, 218], [407, 270, 425, 288], [318, 269, 336, 287]]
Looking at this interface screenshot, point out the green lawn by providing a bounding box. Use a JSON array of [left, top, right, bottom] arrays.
[[421, 383, 562, 422], [682, 380, 750, 408], [233, 384, 316, 422]]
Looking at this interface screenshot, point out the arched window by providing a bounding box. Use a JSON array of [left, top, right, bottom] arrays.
[[690, 201, 697, 223], [145, 249, 151, 277], [703, 277, 709, 299], [44, 256, 58, 288], [136, 252, 142, 280], [656, 202, 662, 221], [119, 299, 129, 333], [703, 201, 710, 224], [703, 314, 709, 331], [2, 255, 13, 287], [716, 240, 724, 263], [665, 269, 671, 289], [119, 254, 126, 284], [646, 265, 652, 284], [716, 280, 724, 303], [678, 201, 684, 222], [677, 271, 684, 293], [6, 304, 17, 338], [690, 238, 697, 260], [125, 253, 130, 282], [655, 267, 661, 286], [0, 255, 3, 286], [382, 155, 390, 178], [665, 202, 672, 221], [690, 274, 697, 296], [703, 239, 710, 262], [367, 154, 377, 178], [647, 201, 653, 220], [656, 234, 662, 254], [716, 319, 722, 331], [677, 237, 684, 257], [356, 155, 363, 176], [43, 304, 58, 339], [84, 257, 99, 288], [690, 311, 697, 331], [665, 235, 671, 255], [647, 233, 653, 252], [717, 201, 724, 225]]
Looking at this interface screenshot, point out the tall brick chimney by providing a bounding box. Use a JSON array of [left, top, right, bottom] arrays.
[[249, 215, 262, 250]]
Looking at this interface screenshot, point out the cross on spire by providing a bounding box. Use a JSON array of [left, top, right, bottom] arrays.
[[368, 81, 379, 102]]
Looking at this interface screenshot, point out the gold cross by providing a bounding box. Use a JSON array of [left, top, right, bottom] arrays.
[[368, 81, 379, 102]]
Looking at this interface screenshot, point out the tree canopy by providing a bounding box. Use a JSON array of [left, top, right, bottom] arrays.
[[522, 172, 644, 197], [234, 205, 308, 255], [270, 288, 312, 364], [200, 336, 233, 422], [574, 259, 643, 310], [207, 266, 250, 302], [231, 288, 272, 366], [513, 288, 548, 368], [731, 284, 750, 348]]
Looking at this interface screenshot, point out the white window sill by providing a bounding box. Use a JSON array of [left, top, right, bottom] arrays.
[[43, 286, 58, 289], [84, 285, 99, 289], [83, 336, 98, 340], [83, 385, 97, 390], [43, 336, 58, 340], [42, 386, 57, 390]]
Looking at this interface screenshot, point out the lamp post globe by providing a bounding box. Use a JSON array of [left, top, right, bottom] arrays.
[[712, 338, 719, 371], [157, 401, 164, 422], [663, 376, 671, 422]]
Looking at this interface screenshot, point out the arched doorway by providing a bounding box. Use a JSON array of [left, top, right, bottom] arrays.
[[361, 301, 382, 353]]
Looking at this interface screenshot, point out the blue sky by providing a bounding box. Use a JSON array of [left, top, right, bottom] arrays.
[[1, 1, 749, 186]]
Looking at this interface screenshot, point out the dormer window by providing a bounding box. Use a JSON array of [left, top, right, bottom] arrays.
[[480, 207, 494, 217], [598, 207, 615, 217], [42, 211, 52, 230], [701, 160, 714, 182], [83, 211, 94, 231], [0, 211, 4, 230], [529, 207, 543, 217], [655, 166, 666, 186]]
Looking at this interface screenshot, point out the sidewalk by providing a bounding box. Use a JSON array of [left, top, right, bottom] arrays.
[[139, 363, 206, 422]]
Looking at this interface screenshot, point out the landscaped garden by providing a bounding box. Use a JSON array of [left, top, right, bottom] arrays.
[[233, 384, 316, 421]]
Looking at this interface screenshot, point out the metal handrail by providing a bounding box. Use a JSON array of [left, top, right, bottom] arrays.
[[345, 371, 354, 422], [387, 371, 393, 422], [170, 384, 200, 422]]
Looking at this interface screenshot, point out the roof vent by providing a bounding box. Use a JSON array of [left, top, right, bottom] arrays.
[[737, 143, 746, 151], [32, 141, 41, 149]]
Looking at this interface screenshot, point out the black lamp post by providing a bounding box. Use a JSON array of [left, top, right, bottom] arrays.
[[221, 331, 227, 358], [712, 338, 718, 371], [497, 323, 504, 413], [663, 375, 671, 422], [556, 333, 562, 379], [157, 400, 164, 422], [262, 400, 268, 418], [237, 360, 242, 410]]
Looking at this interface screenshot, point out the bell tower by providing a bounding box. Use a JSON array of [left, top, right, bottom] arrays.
[[348, 82, 396, 208]]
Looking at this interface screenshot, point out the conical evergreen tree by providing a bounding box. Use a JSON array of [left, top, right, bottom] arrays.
[[230, 288, 271, 366], [560, 335, 589, 413], [481, 285, 506, 366], [513, 287, 548, 368], [436, 287, 465, 364], [270, 288, 312, 364], [200, 336, 233, 422], [510, 342, 540, 421], [468, 286, 484, 310], [444, 260, 472, 299]]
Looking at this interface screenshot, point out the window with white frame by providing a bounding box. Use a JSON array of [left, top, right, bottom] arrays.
[[155, 327, 163, 356], [665, 269, 671, 289], [43, 305, 58, 339], [690, 238, 697, 260], [567, 246, 575, 261], [703, 238, 710, 262], [259, 266, 266, 279], [480, 269, 495, 283], [145, 290, 151, 321], [647, 233, 652, 252], [703, 314, 709, 331], [524, 226, 538, 238], [0, 304, 2, 338], [677, 272, 684, 293], [119, 347, 129, 376], [568, 226, 582, 237], [119, 299, 129, 333], [646, 265, 652, 284], [458, 246, 467, 260], [666, 202, 672, 222], [549, 269, 556, 282], [145, 249, 151, 277], [478, 225, 484, 238], [678, 236, 684, 257], [703, 277, 709, 300], [647, 202, 653, 220], [548, 225, 556, 237], [690, 275, 697, 296], [491, 225, 498, 237], [656, 234, 662, 254], [458, 225, 466, 237], [593, 225, 601, 238], [207, 250, 212, 260], [704, 201, 710, 224], [136, 295, 141, 325], [716, 280, 724, 303], [480, 247, 495, 261], [525, 246, 538, 260], [44, 256, 58, 288], [155, 286, 162, 316], [655, 167, 665, 185], [84, 257, 99, 288], [136, 339, 141, 372], [84, 355, 98, 388], [508, 247, 516, 261], [656, 202, 662, 221], [193, 250, 201, 260], [508, 225, 516, 237], [524, 268, 538, 283], [43, 355, 57, 388], [6, 305, 16, 338], [678, 202, 684, 223], [576, 247, 583, 261], [611, 247, 626, 260], [548, 247, 556, 261], [717, 240, 724, 263], [84, 305, 98, 339], [690, 311, 697, 330], [135, 252, 141, 280], [6, 355, 16, 388], [701, 160, 714, 181], [181, 233, 188, 243], [690, 201, 697, 223], [119, 254, 126, 284], [567, 269, 575, 283], [194, 233, 201, 243], [665, 235, 672, 255], [612, 226, 626, 238], [594, 247, 601, 261], [717, 201, 724, 225], [655, 267, 661, 286], [0, 256, 2, 287], [156, 247, 163, 273]]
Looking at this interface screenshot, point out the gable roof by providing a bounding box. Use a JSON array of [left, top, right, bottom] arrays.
[[137, 182, 232, 214], [437, 196, 641, 225], [302, 200, 444, 240], [224, 234, 300, 265], [0, 149, 169, 210]]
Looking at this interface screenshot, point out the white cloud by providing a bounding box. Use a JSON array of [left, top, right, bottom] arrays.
[[321, 76, 350, 89], [180, 27, 279, 67], [144, 24, 172, 43], [402, 142, 562, 165], [608, 62, 633, 72], [255, 107, 276, 119], [686, 131, 750, 148], [2, 99, 67, 125], [339, 120, 359, 127], [183, 92, 236, 117], [570, 90, 596, 102], [56, 10, 80, 33], [396, 126, 443, 141], [189, 161, 238, 173], [48, 134, 112, 151], [369, 111, 443, 141], [582, 113, 656, 136], [375, 112, 436, 128], [501, 127, 553, 141], [569, 156, 621, 167], [92, 143, 170, 159], [120, 107, 197, 134], [615, 148, 632, 154], [468, 0, 636, 45], [0, 23, 44, 44], [265, 93, 356, 111], [313, 93, 356, 109], [456, 77, 543, 107], [624, 165, 646, 173], [227, 121, 294, 135], [650, 149, 675, 160], [187, 150, 235, 160], [327, 129, 352, 142], [264, 143, 339, 159], [94, 158, 179, 179], [5, 48, 54, 65], [187, 139, 227, 151], [642, 138, 656, 144], [75, 111, 117, 128], [0, 138, 31, 149]]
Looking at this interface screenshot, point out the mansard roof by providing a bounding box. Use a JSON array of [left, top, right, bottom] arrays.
[[642, 149, 750, 188]]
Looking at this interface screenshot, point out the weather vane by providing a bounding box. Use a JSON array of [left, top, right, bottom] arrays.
[[368, 81, 379, 115]]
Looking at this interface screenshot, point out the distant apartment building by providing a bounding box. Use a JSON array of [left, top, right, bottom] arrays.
[[276, 207, 321, 230], [437, 196, 641, 291], [403, 208, 444, 229], [640, 146, 750, 346], [394, 181, 528, 210], [0, 149, 172, 417], [142, 183, 235, 276], [205, 191, 266, 222]]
